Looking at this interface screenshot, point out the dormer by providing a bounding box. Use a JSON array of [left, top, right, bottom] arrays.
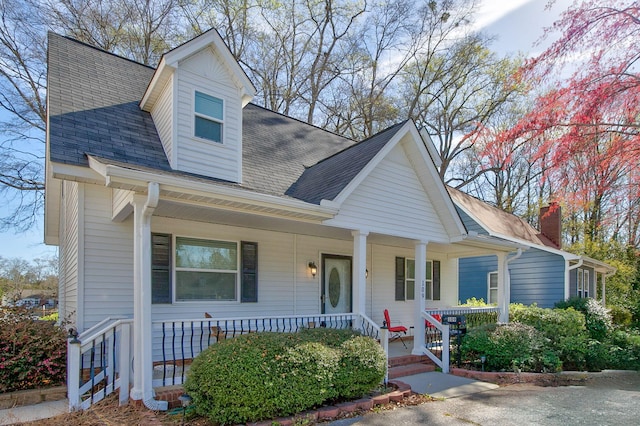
[[140, 29, 256, 183]]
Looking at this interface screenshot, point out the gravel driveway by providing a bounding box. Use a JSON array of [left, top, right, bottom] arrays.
[[330, 370, 640, 426]]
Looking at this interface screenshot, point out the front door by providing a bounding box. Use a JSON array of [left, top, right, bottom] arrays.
[[321, 254, 352, 314]]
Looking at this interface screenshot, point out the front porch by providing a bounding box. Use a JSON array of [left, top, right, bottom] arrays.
[[67, 307, 499, 411]]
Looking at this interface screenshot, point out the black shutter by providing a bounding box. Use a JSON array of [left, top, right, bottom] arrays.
[[395, 257, 405, 301], [152, 233, 171, 304], [432, 260, 441, 301], [241, 241, 258, 303]]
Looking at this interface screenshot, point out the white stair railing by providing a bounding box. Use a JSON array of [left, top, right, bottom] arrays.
[[67, 318, 133, 411]]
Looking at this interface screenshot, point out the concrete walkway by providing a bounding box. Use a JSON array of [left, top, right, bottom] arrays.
[[0, 399, 68, 425], [398, 371, 499, 398]]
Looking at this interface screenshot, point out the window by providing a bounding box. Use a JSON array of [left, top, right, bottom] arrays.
[[577, 268, 584, 298], [487, 271, 498, 305], [151, 235, 258, 303], [582, 269, 591, 297], [395, 257, 440, 301], [194, 91, 223, 143]]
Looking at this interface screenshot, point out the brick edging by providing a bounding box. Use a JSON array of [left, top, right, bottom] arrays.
[[156, 380, 413, 426], [449, 368, 589, 386], [0, 386, 67, 410]]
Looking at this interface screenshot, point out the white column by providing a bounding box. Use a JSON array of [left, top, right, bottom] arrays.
[[130, 183, 167, 410], [601, 273, 607, 306], [412, 241, 427, 355], [352, 230, 368, 316], [497, 252, 509, 323], [130, 196, 144, 401]]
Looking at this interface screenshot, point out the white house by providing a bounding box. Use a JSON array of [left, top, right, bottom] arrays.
[[45, 30, 521, 410]]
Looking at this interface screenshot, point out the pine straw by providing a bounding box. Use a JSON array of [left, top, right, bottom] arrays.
[[18, 392, 435, 425]]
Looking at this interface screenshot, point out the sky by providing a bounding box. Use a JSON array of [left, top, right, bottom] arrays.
[[0, 0, 575, 263]]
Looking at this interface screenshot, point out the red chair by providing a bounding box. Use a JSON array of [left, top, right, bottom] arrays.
[[383, 309, 408, 349], [426, 314, 442, 329]]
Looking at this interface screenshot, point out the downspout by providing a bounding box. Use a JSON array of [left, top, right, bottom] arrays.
[[500, 248, 522, 323], [140, 182, 168, 411], [565, 258, 584, 300]]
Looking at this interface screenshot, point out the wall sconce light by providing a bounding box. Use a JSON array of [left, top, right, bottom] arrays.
[[365, 269, 369, 278], [308, 261, 317, 277]]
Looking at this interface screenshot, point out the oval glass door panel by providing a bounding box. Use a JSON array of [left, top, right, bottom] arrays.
[[329, 267, 341, 307]]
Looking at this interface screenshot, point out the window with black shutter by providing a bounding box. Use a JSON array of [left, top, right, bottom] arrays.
[[241, 241, 258, 303], [395, 257, 405, 301], [151, 233, 172, 304]]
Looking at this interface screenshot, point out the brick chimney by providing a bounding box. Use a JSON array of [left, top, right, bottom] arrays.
[[540, 202, 562, 249]]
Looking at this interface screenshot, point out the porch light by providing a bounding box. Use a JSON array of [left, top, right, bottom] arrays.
[[308, 261, 318, 277], [366, 269, 369, 278]]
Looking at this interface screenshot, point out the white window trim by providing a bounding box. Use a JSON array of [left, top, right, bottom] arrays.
[[193, 90, 224, 144], [577, 267, 584, 298], [583, 269, 590, 298], [173, 235, 239, 303], [487, 271, 498, 305], [405, 258, 434, 301]]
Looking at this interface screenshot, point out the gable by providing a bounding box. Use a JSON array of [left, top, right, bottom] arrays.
[[325, 141, 450, 242]]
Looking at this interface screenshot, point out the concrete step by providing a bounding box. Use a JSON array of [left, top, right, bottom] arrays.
[[388, 362, 436, 379]]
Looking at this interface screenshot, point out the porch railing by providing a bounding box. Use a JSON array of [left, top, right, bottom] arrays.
[[151, 313, 380, 387], [420, 307, 500, 373], [67, 317, 132, 411]]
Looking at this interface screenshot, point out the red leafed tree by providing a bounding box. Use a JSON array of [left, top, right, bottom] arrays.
[[502, 0, 640, 248]]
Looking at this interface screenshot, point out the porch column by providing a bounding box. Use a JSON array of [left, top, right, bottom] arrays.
[[412, 240, 427, 355], [352, 230, 369, 316], [130, 183, 167, 410], [601, 272, 607, 306], [497, 252, 508, 323]]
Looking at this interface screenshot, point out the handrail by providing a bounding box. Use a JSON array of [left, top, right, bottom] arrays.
[[358, 313, 381, 333], [79, 318, 133, 350], [78, 316, 130, 340], [152, 312, 358, 325]]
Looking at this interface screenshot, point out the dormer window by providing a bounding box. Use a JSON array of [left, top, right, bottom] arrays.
[[194, 91, 223, 143]]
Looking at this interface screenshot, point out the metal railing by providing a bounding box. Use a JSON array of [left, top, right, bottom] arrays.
[[67, 318, 132, 411], [151, 313, 381, 387], [424, 306, 500, 328]]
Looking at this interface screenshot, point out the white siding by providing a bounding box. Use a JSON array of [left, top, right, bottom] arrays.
[[150, 74, 174, 167], [59, 181, 80, 326], [327, 144, 448, 242], [112, 188, 133, 220], [82, 185, 134, 329], [369, 245, 458, 334], [175, 49, 242, 182]]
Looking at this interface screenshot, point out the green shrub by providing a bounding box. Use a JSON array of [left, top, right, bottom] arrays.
[[333, 336, 387, 399], [0, 308, 67, 392], [608, 305, 633, 327], [510, 305, 589, 370], [184, 329, 386, 424], [459, 323, 561, 373], [555, 297, 612, 341], [607, 330, 640, 370]]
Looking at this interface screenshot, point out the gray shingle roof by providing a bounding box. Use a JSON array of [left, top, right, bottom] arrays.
[[47, 33, 397, 204], [286, 122, 407, 203]]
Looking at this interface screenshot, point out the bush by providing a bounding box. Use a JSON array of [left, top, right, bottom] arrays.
[[607, 330, 640, 370], [555, 297, 612, 340], [184, 329, 386, 424], [511, 304, 589, 370], [0, 308, 67, 392], [459, 323, 561, 373], [608, 305, 633, 327]]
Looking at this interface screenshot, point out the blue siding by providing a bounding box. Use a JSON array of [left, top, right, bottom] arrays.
[[455, 207, 488, 235], [509, 249, 565, 308], [459, 248, 566, 308], [459, 255, 496, 303]]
